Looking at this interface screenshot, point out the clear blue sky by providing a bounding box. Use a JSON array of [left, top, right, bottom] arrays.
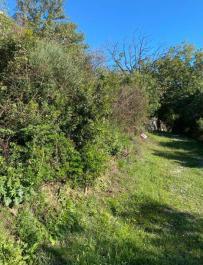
[[6, 0, 203, 50]]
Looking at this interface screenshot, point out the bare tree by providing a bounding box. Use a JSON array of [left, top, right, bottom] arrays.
[[107, 34, 162, 74]]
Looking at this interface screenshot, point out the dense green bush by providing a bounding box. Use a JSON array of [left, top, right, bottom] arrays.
[[0, 17, 113, 205], [0, 230, 25, 265]]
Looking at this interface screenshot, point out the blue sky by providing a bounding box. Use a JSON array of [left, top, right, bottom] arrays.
[[6, 0, 203, 50]]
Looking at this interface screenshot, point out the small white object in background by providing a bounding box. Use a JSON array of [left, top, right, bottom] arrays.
[[140, 133, 148, 140], [0, 11, 4, 14]]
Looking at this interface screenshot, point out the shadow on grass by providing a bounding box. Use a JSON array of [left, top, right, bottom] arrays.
[[118, 195, 203, 265], [40, 196, 203, 265], [35, 246, 68, 265], [152, 132, 203, 168]]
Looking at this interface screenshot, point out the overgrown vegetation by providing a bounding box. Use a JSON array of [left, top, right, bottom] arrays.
[[1, 132, 203, 265], [151, 44, 203, 138], [0, 0, 203, 264]]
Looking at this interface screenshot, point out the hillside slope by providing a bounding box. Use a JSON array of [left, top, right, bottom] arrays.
[[1, 133, 203, 265]]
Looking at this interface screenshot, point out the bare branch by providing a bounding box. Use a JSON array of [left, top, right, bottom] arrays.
[[106, 34, 152, 73]]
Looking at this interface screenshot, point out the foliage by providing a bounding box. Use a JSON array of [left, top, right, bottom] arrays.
[[0, 13, 112, 205], [80, 141, 109, 186], [151, 44, 203, 137], [15, 0, 86, 51], [17, 209, 49, 252], [16, 0, 65, 33], [0, 223, 25, 265]]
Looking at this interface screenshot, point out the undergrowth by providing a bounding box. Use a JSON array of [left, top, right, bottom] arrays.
[[0, 132, 203, 265]]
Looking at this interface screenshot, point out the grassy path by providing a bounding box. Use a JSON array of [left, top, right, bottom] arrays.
[[134, 133, 203, 214], [50, 133, 203, 265]]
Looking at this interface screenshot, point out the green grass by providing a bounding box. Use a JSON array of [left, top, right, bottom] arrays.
[[1, 132, 203, 264]]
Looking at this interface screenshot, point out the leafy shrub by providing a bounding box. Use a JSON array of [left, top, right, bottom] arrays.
[[0, 175, 24, 207], [46, 199, 83, 239], [0, 153, 26, 207], [0, 26, 111, 199], [98, 123, 127, 156], [80, 141, 109, 186], [23, 125, 83, 184], [0, 232, 25, 265], [16, 209, 49, 259]]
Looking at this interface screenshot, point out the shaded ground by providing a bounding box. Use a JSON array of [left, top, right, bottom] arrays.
[[152, 132, 203, 168]]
